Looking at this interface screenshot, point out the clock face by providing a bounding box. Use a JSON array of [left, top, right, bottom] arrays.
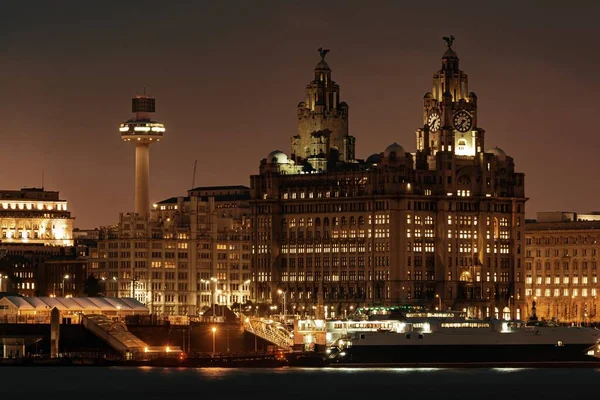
[[453, 111, 473, 132], [427, 113, 441, 132]]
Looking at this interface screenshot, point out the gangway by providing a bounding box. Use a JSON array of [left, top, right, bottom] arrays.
[[81, 314, 149, 360], [242, 315, 293, 350]]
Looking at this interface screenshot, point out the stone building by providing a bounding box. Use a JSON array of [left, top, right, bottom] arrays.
[[89, 186, 252, 316], [38, 258, 88, 297], [250, 40, 526, 319], [0, 245, 80, 297], [0, 187, 73, 246], [525, 212, 600, 323], [0, 187, 75, 297]]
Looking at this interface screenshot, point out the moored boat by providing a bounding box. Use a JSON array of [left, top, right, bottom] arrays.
[[294, 307, 600, 365]]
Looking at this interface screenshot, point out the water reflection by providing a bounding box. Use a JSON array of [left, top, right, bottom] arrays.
[[491, 368, 529, 373]]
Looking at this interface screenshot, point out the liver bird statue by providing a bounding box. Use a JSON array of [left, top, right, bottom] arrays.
[[442, 35, 455, 48], [318, 47, 330, 60]]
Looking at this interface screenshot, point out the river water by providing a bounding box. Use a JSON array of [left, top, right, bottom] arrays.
[[0, 367, 596, 399]]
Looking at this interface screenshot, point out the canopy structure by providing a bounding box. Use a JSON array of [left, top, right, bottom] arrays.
[[0, 296, 149, 317]]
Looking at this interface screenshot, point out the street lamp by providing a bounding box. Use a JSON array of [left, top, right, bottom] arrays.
[[435, 294, 441, 311], [571, 295, 576, 325], [62, 275, 70, 297], [0, 275, 7, 292], [112, 276, 118, 298], [116, 305, 121, 320], [277, 289, 287, 317], [216, 289, 223, 319], [211, 277, 218, 319], [239, 279, 251, 315], [211, 326, 217, 357]]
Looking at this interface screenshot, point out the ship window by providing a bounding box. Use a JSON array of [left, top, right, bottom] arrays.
[[360, 334, 365, 339], [418, 334, 424, 339], [557, 341, 563, 347], [405, 334, 411, 339]]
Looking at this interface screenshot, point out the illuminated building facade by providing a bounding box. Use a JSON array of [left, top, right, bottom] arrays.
[[0, 188, 73, 246], [89, 186, 252, 316], [525, 212, 600, 323], [251, 40, 526, 319]]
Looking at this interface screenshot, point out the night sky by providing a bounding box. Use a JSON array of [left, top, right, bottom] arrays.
[[0, 1, 598, 228]]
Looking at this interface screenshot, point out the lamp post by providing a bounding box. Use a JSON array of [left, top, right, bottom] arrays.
[[216, 289, 222, 319], [509, 295, 514, 320], [240, 279, 251, 315], [0, 274, 7, 292], [117, 305, 121, 320], [201, 278, 218, 320], [211, 277, 217, 320], [571, 295, 576, 325], [435, 294, 441, 311], [62, 275, 70, 297], [211, 326, 217, 357], [113, 276, 118, 298], [277, 289, 287, 317]]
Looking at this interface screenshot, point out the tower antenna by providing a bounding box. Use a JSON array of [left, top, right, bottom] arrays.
[[41, 168, 44, 190], [191, 160, 198, 189]]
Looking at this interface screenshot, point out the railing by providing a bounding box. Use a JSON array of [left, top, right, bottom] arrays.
[[241, 314, 293, 350]]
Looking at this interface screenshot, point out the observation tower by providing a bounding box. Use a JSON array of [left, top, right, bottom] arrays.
[[119, 94, 165, 217]]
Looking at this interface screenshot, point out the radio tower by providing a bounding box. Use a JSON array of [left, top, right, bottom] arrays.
[[119, 94, 165, 217]]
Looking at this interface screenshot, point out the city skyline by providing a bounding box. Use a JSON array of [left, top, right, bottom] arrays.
[[0, 1, 599, 228]]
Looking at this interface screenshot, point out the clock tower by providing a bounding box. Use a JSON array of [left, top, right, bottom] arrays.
[[416, 36, 485, 168]]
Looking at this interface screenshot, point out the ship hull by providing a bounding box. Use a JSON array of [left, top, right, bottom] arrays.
[[337, 343, 594, 364]]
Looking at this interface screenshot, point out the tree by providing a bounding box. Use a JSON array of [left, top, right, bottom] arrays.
[[83, 274, 102, 297]]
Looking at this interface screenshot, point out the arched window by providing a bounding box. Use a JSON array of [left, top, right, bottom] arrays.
[[324, 217, 329, 227], [350, 216, 356, 226], [503, 307, 511, 321], [456, 138, 469, 155], [315, 217, 321, 227], [459, 271, 473, 282]]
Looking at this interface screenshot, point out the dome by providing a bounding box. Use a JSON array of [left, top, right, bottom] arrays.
[[366, 153, 382, 165], [338, 101, 348, 109], [384, 142, 406, 158], [315, 60, 330, 70], [442, 47, 458, 59], [266, 150, 289, 164], [486, 146, 507, 161], [424, 92, 433, 99]]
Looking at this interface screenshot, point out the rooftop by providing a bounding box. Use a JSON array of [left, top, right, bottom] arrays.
[[189, 185, 250, 192], [525, 220, 600, 232], [0, 295, 148, 313]]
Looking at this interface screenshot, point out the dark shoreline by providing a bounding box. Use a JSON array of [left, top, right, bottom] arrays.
[[4, 358, 600, 368]]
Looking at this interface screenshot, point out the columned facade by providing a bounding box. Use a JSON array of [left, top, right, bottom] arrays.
[[525, 213, 600, 324]]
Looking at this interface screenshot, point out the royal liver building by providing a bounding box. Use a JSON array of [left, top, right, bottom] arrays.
[[250, 38, 526, 320]]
